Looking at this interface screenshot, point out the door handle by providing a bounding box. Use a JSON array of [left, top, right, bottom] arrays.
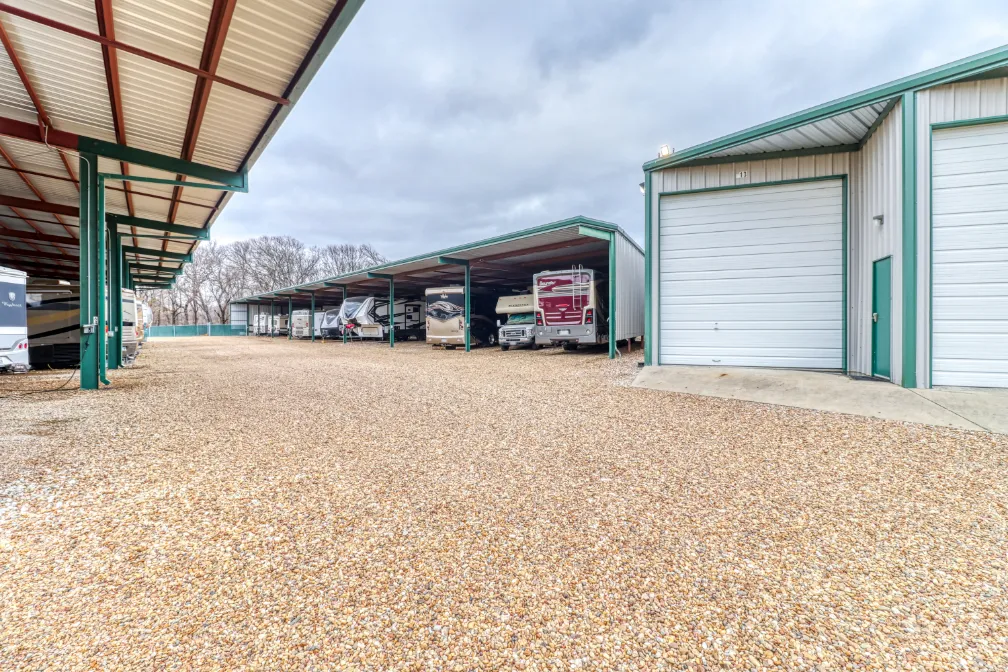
[[872, 312, 878, 323]]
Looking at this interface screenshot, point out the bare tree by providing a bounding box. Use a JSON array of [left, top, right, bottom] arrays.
[[137, 236, 386, 325]]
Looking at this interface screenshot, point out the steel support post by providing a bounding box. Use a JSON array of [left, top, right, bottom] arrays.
[[608, 236, 616, 359], [109, 216, 122, 369], [310, 292, 315, 342], [464, 264, 471, 352], [389, 278, 395, 348], [288, 297, 293, 340], [97, 176, 110, 385], [342, 287, 347, 344], [79, 152, 100, 389], [270, 300, 275, 338]]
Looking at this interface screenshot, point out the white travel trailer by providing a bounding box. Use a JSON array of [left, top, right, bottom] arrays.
[[121, 289, 139, 363], [291, 310, 325, 339], [533, 267, 606, 351], [0, 265, 29, 372], [496, 293, 538, 351]]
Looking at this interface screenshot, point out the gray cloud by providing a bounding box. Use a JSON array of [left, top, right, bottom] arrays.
[[213, 0, 1008, 260]]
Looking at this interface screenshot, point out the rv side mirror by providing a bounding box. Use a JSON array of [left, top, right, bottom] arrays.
[[496, 319, 501, 327]]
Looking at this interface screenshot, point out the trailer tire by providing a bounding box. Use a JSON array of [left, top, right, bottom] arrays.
[[562, 342, 578, 351], [501, 345, 509, 351]]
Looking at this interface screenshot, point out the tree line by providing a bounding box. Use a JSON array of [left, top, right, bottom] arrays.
[[138, 236, 386, 326]]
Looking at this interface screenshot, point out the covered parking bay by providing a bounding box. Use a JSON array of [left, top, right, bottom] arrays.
[[234, 216, 645, 358], [0, 0, 364, 389]]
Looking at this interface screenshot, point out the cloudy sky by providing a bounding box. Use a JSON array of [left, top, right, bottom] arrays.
[[212, 0, 1008, 259]]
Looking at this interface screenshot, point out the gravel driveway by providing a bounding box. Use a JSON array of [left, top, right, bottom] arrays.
[[1, 337, 1006, 670]]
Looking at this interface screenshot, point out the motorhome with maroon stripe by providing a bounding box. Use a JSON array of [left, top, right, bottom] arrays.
[[533, 267, 607, 351]]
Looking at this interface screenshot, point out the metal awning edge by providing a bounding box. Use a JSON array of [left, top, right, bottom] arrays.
[[644, 42, 1008, 172]]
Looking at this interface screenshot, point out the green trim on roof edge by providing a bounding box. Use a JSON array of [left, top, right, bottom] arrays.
[[644, 43, 1008, 172], [233, 216, 641, 304]]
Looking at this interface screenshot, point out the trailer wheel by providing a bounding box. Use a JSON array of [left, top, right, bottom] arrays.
[[562, 342, 578, 351], [500, 345, 509, 351]]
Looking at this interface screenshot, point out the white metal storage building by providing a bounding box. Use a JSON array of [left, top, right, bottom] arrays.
[[643, 45, 1008, 389]]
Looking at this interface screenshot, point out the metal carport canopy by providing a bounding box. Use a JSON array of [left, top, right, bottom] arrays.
[[0, 0, 365, 389], [236, 216, 642, 358]]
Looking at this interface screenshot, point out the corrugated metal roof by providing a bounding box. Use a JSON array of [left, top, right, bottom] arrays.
[[0, 0, 365, 284], [237, 216, 643, 303]]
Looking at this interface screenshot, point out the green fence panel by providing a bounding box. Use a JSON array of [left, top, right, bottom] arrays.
[[148, 324, 247, 337]]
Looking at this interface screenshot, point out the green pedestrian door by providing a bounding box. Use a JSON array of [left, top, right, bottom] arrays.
[[872, 256, 892, 379]]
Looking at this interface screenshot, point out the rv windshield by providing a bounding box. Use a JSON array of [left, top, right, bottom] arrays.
[[341, 299, 366, 318], [504, 312, 535, 325]]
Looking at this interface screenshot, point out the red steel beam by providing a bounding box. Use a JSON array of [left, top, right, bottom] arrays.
[[0, 17, 80, 192], [0, 245, 77, 262], [0, 3, 288, 105], [198, 0, 352, 254], [166, 0, 237, 236], [0, 226, 76, 246], [0, 143, 76, 238], [94, 0, 138, 252], [0, 115, 77, 150], [0, 194, 77, 217]]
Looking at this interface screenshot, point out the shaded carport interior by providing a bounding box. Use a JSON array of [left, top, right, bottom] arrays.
[[237, 217, 631, 356], [0, 0, 365, 388]]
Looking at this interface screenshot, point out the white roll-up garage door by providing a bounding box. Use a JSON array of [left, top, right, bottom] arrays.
[[931, 122, 1008, 388], [659, 179, 844, 368]]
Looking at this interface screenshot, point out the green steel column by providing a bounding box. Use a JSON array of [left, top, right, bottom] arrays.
[[79, 152, 99, 390], [96, 176, 110, 386], [901, 91, 918, 388], [288, 297, 293, 340], [389, 278, 395, 348], [310, 292, 315, 342], [342, 287, 347, 344], [270, 300, 275, 339], [609, 235, 616, 360], [109, 220, 122, 370], [643, 173, 652, 366], [464, 264, 471, 352]]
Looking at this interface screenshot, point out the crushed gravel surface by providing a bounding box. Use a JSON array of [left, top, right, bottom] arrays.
[[1, 336, 1006, 670]]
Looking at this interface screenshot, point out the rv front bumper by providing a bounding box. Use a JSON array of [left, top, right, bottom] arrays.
[[536, 325, 599, 345], [499, 327, 535, 347]]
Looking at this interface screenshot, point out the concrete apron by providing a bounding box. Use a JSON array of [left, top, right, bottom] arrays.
[[633, 366, 1007, 435]]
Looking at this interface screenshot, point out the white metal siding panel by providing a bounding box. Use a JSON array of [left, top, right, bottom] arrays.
[[930, 121, 1008, 387], [658, 180, 844, 368], [848, 102, 903, 379], [614, 232, 644, 342], [917, 77, 1008, 387]]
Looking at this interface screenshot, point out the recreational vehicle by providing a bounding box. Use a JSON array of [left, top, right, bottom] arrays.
[[0, 266, 29, 373], [26, 279, 80, 368], [425, 286, 496, 348], [121, 289, 139, 363], [139, 302, 152, 343], [323, 296, 424, 340], [533, 268, 607, 351], [495, 294, 538, 351], [291, 310, 325, 339], [273, 315, 289, 337]]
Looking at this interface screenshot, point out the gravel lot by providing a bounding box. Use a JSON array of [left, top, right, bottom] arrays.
[[1, 336, 1006, 670]]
